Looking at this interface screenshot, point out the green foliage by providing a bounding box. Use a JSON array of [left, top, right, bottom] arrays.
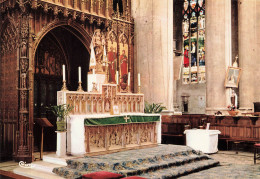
[[144, 101, 166, 113], [46, 104, 73, 121]]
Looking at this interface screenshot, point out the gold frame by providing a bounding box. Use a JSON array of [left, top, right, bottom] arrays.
[[225, 66, 242, 88]]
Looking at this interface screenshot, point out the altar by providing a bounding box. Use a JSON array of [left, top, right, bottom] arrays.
[[66, 114, 161, 155]]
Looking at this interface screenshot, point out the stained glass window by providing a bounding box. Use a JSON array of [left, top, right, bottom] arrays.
[[182, 0, 205, 84]]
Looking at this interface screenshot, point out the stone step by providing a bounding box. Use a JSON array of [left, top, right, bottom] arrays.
[[32, 161, 65, 173], [116, 154, 210, 176], [66, 150, 203, 171], [53, 154, 215, 178], [138, 159, 219, 179], [52, 145, 220, 178], [13, 166, 64, 179]]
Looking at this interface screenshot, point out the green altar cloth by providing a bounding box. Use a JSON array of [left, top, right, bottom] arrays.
[[84, 115, 160, 126]]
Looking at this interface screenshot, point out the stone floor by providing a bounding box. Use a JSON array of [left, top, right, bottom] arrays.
[[180, 151, 260, 179], [0, 150, 259, 178]]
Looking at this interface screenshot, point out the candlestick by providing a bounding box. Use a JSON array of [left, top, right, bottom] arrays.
[[138, 73, 141, 86], [78, 66, 81, 82], [128, 72, 130, 86], [138, 86, 141, 94], [62, 65, 65, 81], [116, 71, 119, 85], [93, 68, 95, 75], [77, 81, 83, 92], [61, 80, 68, 91]]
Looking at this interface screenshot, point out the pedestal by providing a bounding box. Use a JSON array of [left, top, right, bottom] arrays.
[[87, 73, 106, 92], [56, 131, 67, 157]]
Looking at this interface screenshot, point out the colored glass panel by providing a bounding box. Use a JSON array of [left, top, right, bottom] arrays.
[[182, 0, 205, 84]]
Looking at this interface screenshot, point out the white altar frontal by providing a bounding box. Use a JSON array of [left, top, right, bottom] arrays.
[[184, 129, 221, 154]]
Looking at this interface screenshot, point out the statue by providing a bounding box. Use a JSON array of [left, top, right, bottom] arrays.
[[231, 89, 237, 109], [233, 55, 238, 67], [92, 29, 106, 73]]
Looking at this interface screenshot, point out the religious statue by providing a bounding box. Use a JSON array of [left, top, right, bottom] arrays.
[[233, 55, 238, 67], [21, 41, 27, 57], [92, 29, 106, 73], [231, 89, 237, 109], [108, 47, 117, 83], [120, 50, 128, 81]]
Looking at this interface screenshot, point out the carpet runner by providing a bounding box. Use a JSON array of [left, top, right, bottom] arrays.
[[53, 145, 219, 178]]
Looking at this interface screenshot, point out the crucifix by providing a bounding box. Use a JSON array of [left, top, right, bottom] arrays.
[[124, 115, 130, 123]]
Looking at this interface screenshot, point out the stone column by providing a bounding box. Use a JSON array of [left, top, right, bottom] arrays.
[[238, 0, 259, 111], [132, 0, 174, 111], [205, 0, 232, 114]]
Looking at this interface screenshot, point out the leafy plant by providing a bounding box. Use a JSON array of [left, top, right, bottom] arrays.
[[144, 101, 166, 113], [46, 104, 74, 122]]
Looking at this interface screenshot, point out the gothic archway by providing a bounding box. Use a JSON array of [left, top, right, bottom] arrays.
[[33, 25, 90, 152]]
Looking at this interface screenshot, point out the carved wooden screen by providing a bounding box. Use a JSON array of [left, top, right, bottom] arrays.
[[0, 22, 19, 160], [34, 35, 65, 151]]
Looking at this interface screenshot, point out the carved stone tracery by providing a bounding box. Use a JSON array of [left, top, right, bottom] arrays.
[[85, 122, 157, 153]]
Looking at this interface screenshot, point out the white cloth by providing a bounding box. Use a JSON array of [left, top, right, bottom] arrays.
[[184, 129, 221, 154]]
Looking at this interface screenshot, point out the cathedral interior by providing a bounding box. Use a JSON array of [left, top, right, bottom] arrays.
[[0, 0, 260, 178]]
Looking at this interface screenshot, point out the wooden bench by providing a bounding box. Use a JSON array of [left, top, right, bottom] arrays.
[[210, 124, 260, 153], [161, 122, 190, 144]]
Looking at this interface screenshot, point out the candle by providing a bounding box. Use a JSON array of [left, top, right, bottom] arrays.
[[116, 71, 119, 85], [128, 72, 130, 86], [138, 73, 141, 86], [93, 68, 95, 75], [78, 66, 81, 82], [62, 64, 65, 81]]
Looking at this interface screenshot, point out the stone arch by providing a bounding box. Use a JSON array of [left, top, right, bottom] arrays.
[[33, 19, 92, 60]]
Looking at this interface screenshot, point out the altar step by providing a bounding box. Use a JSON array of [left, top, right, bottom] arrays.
[[52, 144, 220, 178]]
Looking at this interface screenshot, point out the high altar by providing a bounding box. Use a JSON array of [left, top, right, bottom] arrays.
[[57, 84, 161, 156], [56, 29, 161, 156]]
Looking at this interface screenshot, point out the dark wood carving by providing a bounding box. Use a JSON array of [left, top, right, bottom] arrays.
[[0, 16, 19, 161], [15, 12, 33, 162], [0, 0, 135, 161]]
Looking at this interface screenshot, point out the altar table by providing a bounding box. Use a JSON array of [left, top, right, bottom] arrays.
[[66, 114, 161, 155], [184, 129, 221, 154]]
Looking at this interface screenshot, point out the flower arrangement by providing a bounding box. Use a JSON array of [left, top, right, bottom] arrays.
[[227, 104, 236, 111]]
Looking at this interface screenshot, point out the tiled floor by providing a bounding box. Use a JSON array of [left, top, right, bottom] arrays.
[[0, 150, 260, 179]]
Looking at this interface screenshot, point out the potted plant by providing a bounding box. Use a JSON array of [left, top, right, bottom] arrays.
[[227, 104, 238, 116], [46, 104, 74, 131], [144, 101, 166, 113]]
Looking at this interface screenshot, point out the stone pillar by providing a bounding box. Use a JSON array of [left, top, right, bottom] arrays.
[[238, 0, 259, 111], [205, 0, 232, 114], [132, 0, 174, 111]]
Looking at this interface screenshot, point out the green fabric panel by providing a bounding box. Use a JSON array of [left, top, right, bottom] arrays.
[[129, 115, 160, 123], [84, 115, 160, 126], [84, 116, 126, 126]]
